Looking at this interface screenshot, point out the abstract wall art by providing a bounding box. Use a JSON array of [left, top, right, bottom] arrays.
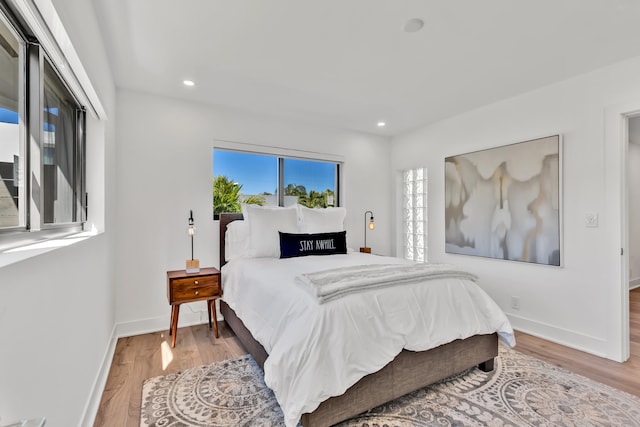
[[444, 135, 561, 266]]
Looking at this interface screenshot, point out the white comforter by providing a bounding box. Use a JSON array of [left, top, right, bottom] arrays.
[[221, 253, 515, 427]]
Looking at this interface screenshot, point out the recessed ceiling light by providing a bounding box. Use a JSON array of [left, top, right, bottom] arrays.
[[404, 18, 424, 33], [377, 121, 386, 127], [183, 80, 195, 87]]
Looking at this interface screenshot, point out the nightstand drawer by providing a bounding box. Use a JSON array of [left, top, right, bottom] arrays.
[[170, 275, 220, 303]]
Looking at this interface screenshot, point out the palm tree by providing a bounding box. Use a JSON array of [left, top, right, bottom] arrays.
[[307, 190, 326, 208], [243, 194, 266, 206], [282, 184, 337, 208], [213, 175, 264, 215], [284, 183, 307, 197], [213, 175, 241, 215]]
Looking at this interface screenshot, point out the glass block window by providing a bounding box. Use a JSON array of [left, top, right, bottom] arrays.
[[402, 167, 427, 262]]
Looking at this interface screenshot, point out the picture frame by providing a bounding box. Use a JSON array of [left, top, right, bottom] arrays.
[[444, 135, 562, 266]]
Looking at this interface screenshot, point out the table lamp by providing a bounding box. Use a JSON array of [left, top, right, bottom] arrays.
[[186, 210, 200, 273], [359, 210, 375, 253]]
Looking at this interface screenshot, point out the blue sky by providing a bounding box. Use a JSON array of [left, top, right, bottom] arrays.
[[213, 150, 336, 195], [0, 108, 18, 124], [0, 107, 57, 131]]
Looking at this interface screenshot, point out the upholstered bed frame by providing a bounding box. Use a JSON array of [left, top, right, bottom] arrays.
[[218, 213, 498, 427]]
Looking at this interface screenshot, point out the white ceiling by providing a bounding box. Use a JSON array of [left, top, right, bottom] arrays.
[[93, 0, 640, 136]]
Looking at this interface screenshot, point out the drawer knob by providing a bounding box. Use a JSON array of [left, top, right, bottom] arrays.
[[195, 280, 199, 284], [195, 291, 199, 295]]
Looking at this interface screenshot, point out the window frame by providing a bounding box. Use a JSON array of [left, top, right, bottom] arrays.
[[0, 9, 25, 234], [213, 141, 344, 220], [40, 54, 86, 227], [0, 3, 86, 249], [279, 156, 340, 208]]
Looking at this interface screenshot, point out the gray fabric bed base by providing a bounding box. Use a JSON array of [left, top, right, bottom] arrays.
[[220, 300, 497, 427]]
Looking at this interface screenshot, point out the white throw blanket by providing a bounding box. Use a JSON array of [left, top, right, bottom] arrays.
[[297, 262, 479, 303]]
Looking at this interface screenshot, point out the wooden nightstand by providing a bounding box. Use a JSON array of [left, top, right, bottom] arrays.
[[167, 267, 221, 348]]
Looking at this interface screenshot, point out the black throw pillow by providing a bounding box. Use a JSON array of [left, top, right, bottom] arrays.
[[279, 231, 347, 258]]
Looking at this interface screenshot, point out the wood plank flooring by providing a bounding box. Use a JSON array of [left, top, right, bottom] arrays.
[[93, 323, 246, 426], [94, 288, 640, 426]]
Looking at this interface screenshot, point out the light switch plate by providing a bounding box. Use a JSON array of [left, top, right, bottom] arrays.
[[585, 212, 599, 227]]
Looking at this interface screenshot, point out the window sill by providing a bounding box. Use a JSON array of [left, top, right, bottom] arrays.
[[0, 229, 100, 269]]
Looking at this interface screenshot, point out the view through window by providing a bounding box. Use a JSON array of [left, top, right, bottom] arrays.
[[213, 149, 339, 217]]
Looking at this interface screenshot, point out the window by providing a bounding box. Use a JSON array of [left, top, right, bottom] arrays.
[[213, 151, 277, 213], [43, 60, 85, 225], [283, 158, 336, 208], [0, 14, 22, 229], [213, 148, 340, 218], [402, 167, 427, 262], [0, 7, 86, 245]]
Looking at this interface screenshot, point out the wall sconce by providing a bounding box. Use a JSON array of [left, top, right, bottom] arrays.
[[360, 210, 375, 253], [186, 210, 200, 273]]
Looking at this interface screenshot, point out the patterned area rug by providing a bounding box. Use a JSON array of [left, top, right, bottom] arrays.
[[140, 345, 640, 426]]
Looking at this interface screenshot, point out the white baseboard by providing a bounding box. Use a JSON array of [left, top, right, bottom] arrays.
[[116, 308, 217, 338], [507, 313, 609, 359], [79, 324, 118, 427], [630, 278, 640, 290]]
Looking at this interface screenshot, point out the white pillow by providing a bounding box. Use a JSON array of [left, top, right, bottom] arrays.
[[240, 202, 253, 221], [242, 203, 301, 226], [225, 220, 250, 261], [245, 204, 299, 257], [298, 205, 347, 233]]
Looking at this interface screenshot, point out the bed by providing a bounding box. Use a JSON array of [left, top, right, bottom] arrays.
[[218, 208, 514, 427]]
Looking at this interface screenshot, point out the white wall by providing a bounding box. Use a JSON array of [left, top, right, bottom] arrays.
[[0, 1, 116, 426], [391, 55, 640, 361], [114, 89, 392, 333]]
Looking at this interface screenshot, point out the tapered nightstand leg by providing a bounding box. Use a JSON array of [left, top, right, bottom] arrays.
[[211, 299, 219, 338], [207, 299, 212, 329], [171, 304, 180, 348], [169, 305, 175, 335]]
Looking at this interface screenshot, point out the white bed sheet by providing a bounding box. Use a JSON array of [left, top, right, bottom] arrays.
[[221, 252, 515, 427]]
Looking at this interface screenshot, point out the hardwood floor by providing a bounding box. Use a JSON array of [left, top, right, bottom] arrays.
[[93, 323, 246, 426], [94, 288, 640, 426]]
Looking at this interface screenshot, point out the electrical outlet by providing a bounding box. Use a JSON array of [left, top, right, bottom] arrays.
[[511, 296, 520, 310]]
